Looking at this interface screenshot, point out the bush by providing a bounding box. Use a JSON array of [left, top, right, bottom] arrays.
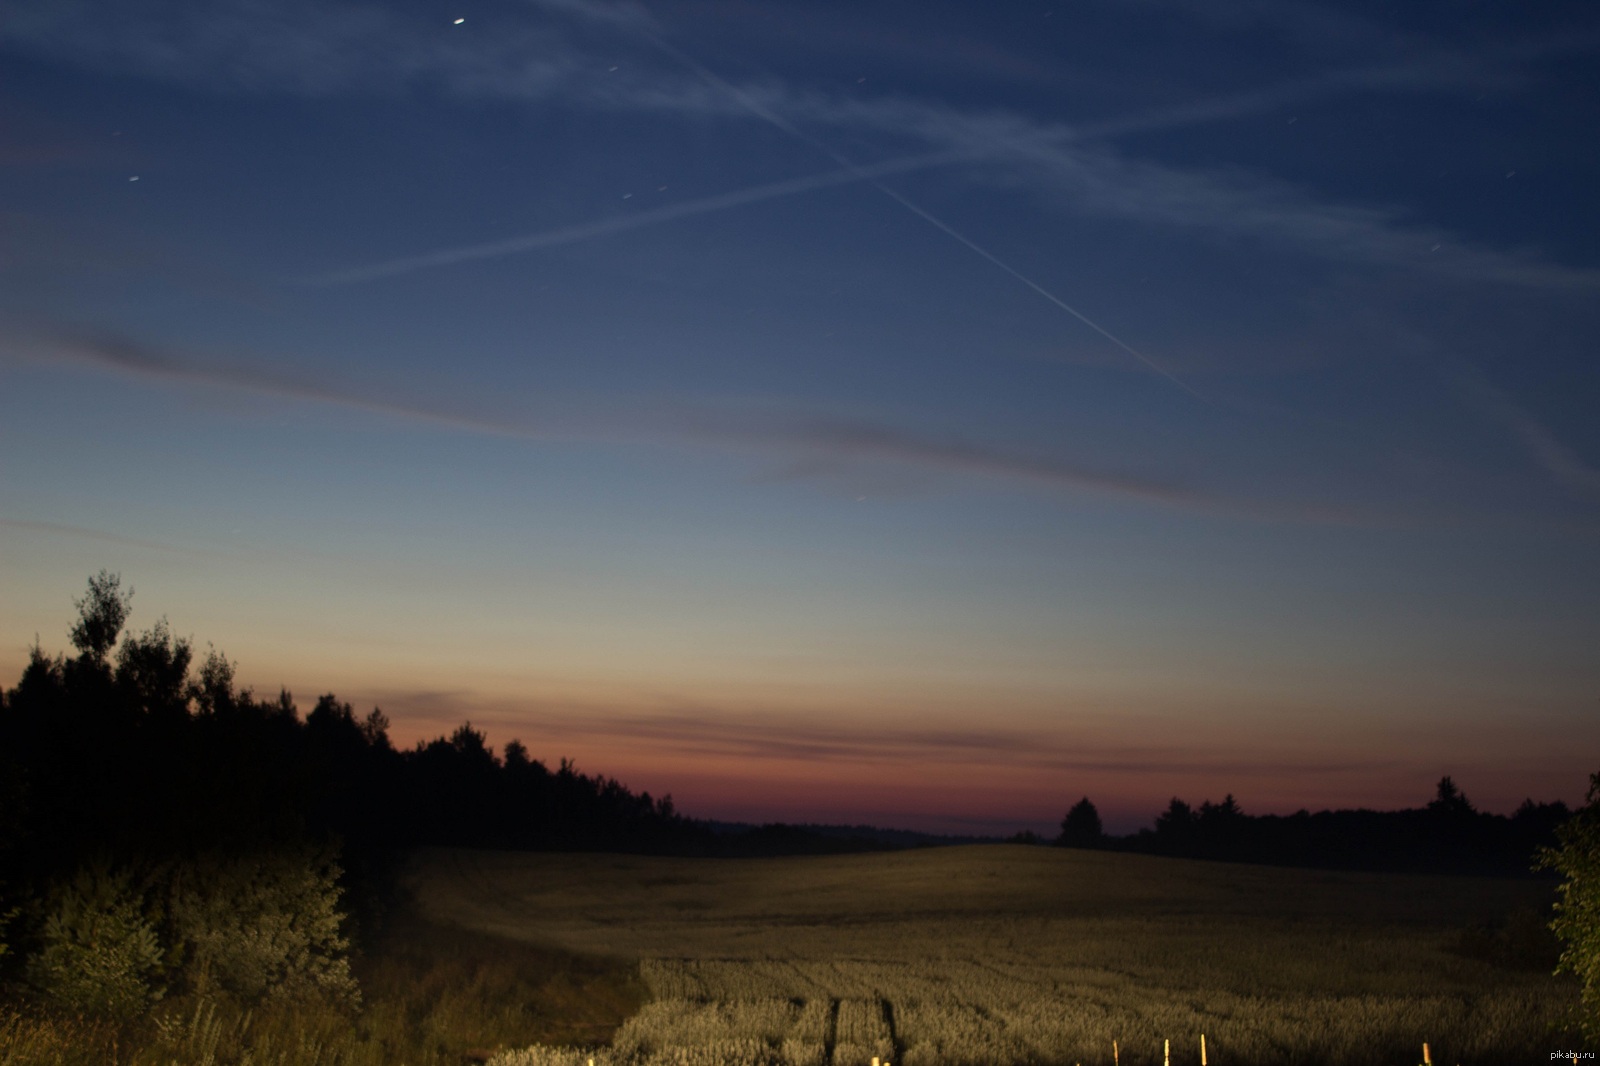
[[1542, 771, 1600, 1039], [164, 844, 360, 1007], [24, 862, 164, 1018]]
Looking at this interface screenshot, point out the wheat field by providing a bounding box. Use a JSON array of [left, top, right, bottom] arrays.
[[404, 844, 1576, 1065]]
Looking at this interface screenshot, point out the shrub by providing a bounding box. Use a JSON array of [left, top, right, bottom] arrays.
[[1542, 771, 1600, 1039], [24, 862, 164, 1018], [163, 844, 360, 1007]]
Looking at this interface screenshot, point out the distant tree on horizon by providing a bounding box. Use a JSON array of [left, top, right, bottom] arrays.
[[1429, 775, 1476, 817], [1058, 797, 1104, 848], [1154, 797, 1193, 832]]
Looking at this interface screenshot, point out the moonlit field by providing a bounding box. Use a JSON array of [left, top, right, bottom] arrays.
[[2, 1, 1598, 1063]]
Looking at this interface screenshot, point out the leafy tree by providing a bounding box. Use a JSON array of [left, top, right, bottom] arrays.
[[360, 706, 393, 751], [1541, 772, 1600, 1040], [163, 846, 359, 1007], [26, 862, 165, 1018], [189, 644, 241, 717], [1059, 797, 1104, 848], [450, 721, 496, 767], [68, 570, 132, 666], [115, 616, 193, 719]]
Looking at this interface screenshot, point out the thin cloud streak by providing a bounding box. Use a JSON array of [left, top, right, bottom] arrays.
[[691, 414, 1207, 508], [0, 515, 222, 558], [1461, 373, 1600, 504], [692, 412, 1397, 526], [383, 695, 1382, 779], [30, 329, 573, 442], [11, 325, 1373, 523]]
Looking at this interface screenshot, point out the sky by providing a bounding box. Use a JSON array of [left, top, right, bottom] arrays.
[[2, 0, 1598, 836]]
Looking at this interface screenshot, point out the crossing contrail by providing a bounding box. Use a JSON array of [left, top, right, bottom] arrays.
[[641, 27, 1204, 399], [302, 144, 998, 287]]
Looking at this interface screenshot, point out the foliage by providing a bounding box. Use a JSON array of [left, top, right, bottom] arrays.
[[163, 846, 359, 1007], [114, 617, 193, 720], [24, 863, 164, 1019], [1541, 771, 1600, 1040], [0, 907, 16, 964], [67, 570, 131, 665], [0, 912, 642, 1066]]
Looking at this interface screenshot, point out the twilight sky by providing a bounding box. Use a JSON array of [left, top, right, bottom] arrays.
[[2, 0, 1598, 835]]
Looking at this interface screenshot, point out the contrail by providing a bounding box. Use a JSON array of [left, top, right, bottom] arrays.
[[303, 144, 994, 286], [867, 185, 1203, 399], [642, 28, 1204, 399], [304, 61, 1411, 293]]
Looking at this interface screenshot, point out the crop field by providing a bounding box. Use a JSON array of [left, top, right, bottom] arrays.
[[403, 845, 1577, 1065]]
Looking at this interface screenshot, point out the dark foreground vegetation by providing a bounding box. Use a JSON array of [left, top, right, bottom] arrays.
[[0, 911, 645, 1066], [1, 571, 1598, 1062]]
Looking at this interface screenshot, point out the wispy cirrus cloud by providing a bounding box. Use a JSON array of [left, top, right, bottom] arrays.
[[7, 0, 1596, 295], [26, 327, 573, 442], [356, 687, 1382, 779], [0, 515, 223, 557], [8, 324, 1373, 522]]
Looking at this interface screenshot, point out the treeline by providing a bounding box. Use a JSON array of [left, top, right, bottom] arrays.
[[1056, 782, 1571, 875], [0, 572, 705, 877], [0, 572, 710, 1017]]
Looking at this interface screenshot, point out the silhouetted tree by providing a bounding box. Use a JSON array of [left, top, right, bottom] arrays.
[[115, 617, 192, 721], [360, 707, 392, 751], [1154, 797, 1197, 854], [68, 570, 131, 666], [1058, 797, 1104, 848], [1429, 775, 1475, 817], [189, 644, 241, 718], [1200, 794, 1241, 821]]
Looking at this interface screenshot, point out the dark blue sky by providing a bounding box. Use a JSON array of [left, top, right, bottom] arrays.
[[3, 0, 1598, 833]]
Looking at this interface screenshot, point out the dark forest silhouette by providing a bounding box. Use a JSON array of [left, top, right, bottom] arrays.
[[0, 573, 712, 972], [1054, 781, 1569, 876]]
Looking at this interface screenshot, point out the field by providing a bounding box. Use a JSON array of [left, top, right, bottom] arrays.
[[404, 844, 1578, 1065]]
